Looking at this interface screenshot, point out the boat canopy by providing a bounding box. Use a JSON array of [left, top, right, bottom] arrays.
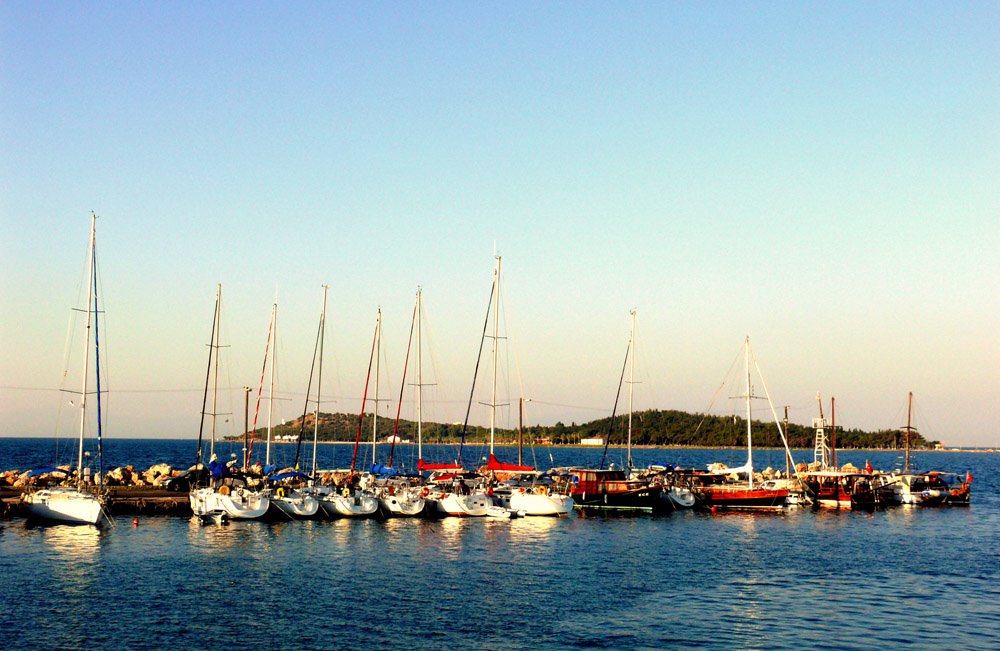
[[27, 467, 69, 477], [485, 454, 535, 473]]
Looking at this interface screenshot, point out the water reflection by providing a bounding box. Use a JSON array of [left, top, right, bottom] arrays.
[[30, 520, 104, 559]]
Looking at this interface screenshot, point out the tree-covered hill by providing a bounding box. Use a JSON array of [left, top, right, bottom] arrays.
[[236, 408, 936, 450]]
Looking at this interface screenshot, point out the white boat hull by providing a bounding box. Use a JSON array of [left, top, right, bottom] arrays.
[[665, 486, 696, 509], [23, 488, 103, 525], [427, 491, 490, 517], [270, 493, 320, 519], [318, 492, 379, 518], [379, 493, 426, 517], [190, 487, 270, 520], [507, 490, 574, 516]]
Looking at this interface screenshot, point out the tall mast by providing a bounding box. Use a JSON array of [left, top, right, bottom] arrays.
[[626, 313, 634, 469], [830, 396, 837, 469], [77, 213, 97, 487], [416, 288, 424, 461], [372, 308, 382, 465], [313, 285, 328, 476], [904, 390, 913, 473], [210, 283, 222, 459], [266, 301, 277, 467], [489, 256, 501, 454], [744, 336, 753, 490]]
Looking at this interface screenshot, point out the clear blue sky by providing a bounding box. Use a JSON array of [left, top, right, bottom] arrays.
[[2, 2, 997, 446]]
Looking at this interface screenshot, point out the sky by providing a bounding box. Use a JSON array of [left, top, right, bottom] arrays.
[[1, 2, 997, 447]]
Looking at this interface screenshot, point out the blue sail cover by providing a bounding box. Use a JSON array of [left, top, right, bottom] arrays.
[[269, 471, 312, 482], [27, 467, 69, 477], [369, 463, 399, 477]]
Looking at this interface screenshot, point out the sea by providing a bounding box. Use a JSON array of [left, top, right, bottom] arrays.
[[1, 438, 997, 650]]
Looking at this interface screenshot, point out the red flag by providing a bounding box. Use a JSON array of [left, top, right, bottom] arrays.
[[865, 460, 873, 473], [966, 472, 973, 484]]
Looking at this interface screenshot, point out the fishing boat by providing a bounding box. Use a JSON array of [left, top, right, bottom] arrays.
[[571, 310, 663, 513], [23, 213, 109, 526], [692, 337, 791, 511], [189, 285, 270, 520], [803, 471, 883, 510], [800, 397, 882, 509]]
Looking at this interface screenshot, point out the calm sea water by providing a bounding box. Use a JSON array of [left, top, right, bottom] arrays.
[[2, 439, 998, 650]]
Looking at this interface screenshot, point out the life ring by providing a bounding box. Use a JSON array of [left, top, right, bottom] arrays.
[[420, 487, 430, 498], [236, 487, 245, 498], [275, 487, 286, 499], [519, 487, 525, 494], [217, 485, 230, 496], [537, 485, 548, 496], [342, 486, 351, 498]]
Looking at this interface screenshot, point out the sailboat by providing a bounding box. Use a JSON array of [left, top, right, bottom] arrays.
[[189, 285, 270, 520], [373, 288, 426, 517], [479, 256, 572, 517], [891, 392, 949, 507], [569, 310, 664, 513], [692, 337, 790, 510], [408, 284, 488, 518], [317, 308, 380, 519], [259, 299, 319, 520], [23, 213, 109, 526]]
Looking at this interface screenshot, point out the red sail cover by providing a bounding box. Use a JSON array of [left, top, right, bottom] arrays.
[[418, 459, 464, 472], [486, 454, 535, 472]]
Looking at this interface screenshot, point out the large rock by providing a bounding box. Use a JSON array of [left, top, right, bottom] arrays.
[[143, 463, 173, 484]]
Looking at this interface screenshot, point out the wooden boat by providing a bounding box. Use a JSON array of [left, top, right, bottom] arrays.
[[23, 214, 108, 526], [569, 468, 663, 512], [803, 471, 883, 509]]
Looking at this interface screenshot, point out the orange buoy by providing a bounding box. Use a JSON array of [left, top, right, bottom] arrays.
[[132, 517, 139, 527]]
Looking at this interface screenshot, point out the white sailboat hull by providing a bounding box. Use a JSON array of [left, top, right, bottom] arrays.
[[23, 488, 103, 525], [508, 490, 574, 516], [379, 493, 426, 517], [428, 491, 490, 517], [190, 487, 270, 520], [318, 493, 379, 518], [270, 493, 320, 519]]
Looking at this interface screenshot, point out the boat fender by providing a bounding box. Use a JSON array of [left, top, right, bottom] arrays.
[[275, 487, 286, 499], [218, 485, 231, 496]]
